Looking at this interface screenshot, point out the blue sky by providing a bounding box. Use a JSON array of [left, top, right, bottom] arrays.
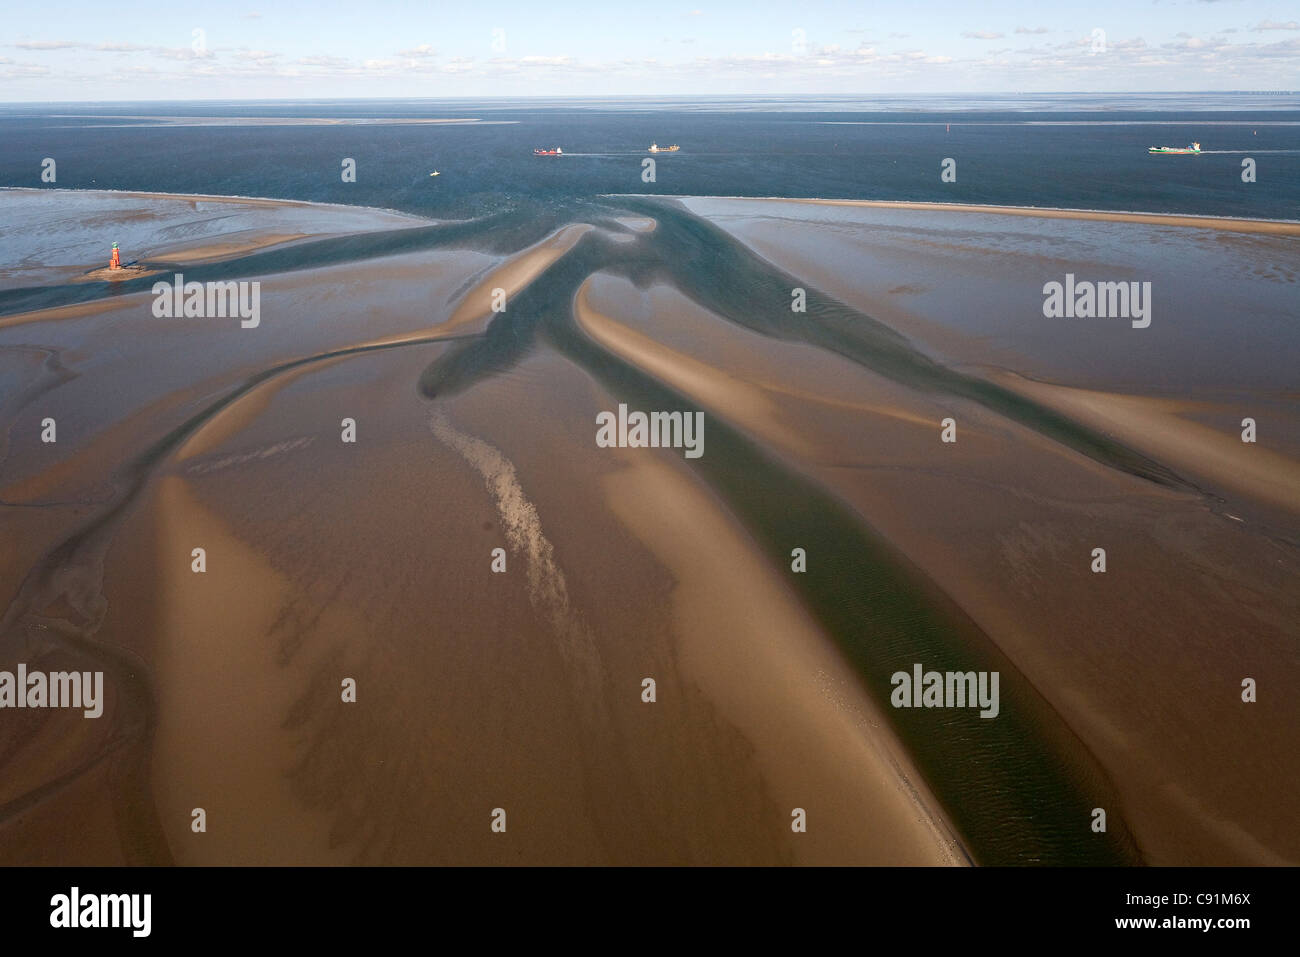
[[1, 0, 1297, 100]]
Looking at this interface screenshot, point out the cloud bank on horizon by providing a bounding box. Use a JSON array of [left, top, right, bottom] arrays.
[[1, 0, 1297, 101]]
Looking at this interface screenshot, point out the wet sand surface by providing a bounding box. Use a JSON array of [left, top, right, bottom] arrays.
[[1, 190, 1295, 865], [0, 188, 431, 290]]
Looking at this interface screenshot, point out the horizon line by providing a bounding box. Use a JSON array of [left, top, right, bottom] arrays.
[[3, 90, 1299, 108]]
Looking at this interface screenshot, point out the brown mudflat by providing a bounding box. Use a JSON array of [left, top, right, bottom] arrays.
[[1, 190, 1295, 866]]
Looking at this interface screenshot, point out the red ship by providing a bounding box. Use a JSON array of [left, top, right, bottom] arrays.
[[533, 147, 563, 156]]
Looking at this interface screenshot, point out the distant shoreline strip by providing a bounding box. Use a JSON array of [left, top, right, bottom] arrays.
[[8, 187, 1296, 237], [38, 115, 517, 128], [0, 186, 435, 224], [615, 194, 1300, 235]]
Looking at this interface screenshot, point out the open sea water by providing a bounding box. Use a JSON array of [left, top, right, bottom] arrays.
[[2, 93, 1299, 221]]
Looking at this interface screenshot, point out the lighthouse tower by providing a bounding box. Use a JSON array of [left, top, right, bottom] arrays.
[[109, 242, 122, 270]]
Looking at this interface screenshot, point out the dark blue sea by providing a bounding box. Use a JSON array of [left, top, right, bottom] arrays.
[[2, 93, 1299, 221]]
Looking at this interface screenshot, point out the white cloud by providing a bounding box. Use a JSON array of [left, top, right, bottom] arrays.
[[0, 62, 51, 76], [6, 18, 1298, 95], [297, 54, 350, 68], [155, 46, 213, 61]]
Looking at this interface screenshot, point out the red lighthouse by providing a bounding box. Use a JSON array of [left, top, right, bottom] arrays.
[[109, 242, 122, 270]]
